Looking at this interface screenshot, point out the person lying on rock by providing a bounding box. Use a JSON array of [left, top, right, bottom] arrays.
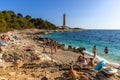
[[69, 66, 79, 80]]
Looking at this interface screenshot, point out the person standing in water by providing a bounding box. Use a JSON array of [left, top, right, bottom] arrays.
[[92, 45, 97, 58], [104, 46, 108, 54]]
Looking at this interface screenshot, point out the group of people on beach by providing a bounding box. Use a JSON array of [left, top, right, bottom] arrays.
[[76, 53, 97, 68], [70, 53, 97, 80], [42, 38, 58, 54], [69, 58, 97, 79], [75, 45, 109, 69], [69, 46, 109, 80], [0, 33, 20, 42], [75, 45, 108, 66]]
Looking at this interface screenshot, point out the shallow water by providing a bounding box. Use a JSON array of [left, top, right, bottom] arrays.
[[40, 30, 120, 65]]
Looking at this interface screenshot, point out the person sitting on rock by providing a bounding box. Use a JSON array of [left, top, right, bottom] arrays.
[[69, 67, 78, 80], [88, 58, 96, 68], [76, 55, 82, 63], [76, 55, 88, 66], [81, 57, 87, 65]]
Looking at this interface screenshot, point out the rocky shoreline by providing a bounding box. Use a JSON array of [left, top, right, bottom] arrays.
[[0, 28, 119, 80]]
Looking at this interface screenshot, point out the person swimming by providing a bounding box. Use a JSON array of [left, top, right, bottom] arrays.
[[104, 46, 108, 54]]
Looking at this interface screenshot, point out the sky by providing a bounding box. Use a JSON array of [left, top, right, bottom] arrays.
[[0, 0, 120, 29]]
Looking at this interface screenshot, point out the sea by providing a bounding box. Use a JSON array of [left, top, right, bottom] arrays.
[[40, 30, 120, 66]]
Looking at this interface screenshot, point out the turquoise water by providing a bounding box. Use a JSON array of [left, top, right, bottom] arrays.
[[40, 30, 120, 65]]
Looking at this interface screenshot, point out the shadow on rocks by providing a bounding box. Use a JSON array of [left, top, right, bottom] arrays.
[[41, 76, 48, 80], [55, 77, 66, 80]]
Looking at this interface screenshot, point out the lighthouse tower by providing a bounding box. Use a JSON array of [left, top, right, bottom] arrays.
[[62, 13, 67, 29], [63, 13, 66, 26]]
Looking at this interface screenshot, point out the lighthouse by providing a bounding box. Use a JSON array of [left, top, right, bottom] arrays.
[[63, 13, 66, 26], [62, 13, 67, 29]]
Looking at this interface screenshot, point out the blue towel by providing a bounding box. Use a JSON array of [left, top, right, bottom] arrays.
[[0, 41, 8, 45], [94, 60, 105, 70]]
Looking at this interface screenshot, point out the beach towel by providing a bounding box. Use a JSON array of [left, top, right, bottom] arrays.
[[0, 41, 8, 45], [94, 60, 105, 70], [22, 46, 32, 49]]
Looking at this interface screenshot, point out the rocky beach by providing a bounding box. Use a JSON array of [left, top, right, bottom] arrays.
[[0, 28, 119, 80]]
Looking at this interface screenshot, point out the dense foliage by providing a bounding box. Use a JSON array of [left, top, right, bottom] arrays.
[[0, 10, 59, 32]]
